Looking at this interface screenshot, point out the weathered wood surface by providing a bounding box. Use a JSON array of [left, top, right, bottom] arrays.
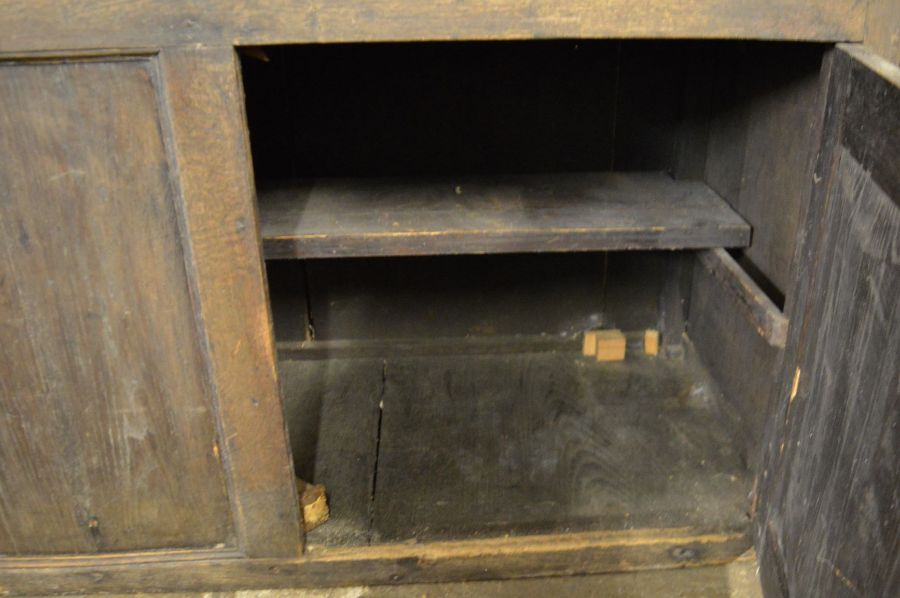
[[373, 351, 750, 543], [0, 527, 751, 595], [757, 45, 900, 598], [287, 253, 666, 342], [276, 345, 750, 547], [7, 552, 764, 597], [279, 360, 383, 547], [703, 43, 826, 295], [687, 258, 784, 473], [658, 253, 693, 356], [864, 0, 900, 66], [697, 250, 787, 348], [0, 58, 231, 554], [0, 1, 865, 54], [259, 173, 750, 258], [157, 46, 302, 558]]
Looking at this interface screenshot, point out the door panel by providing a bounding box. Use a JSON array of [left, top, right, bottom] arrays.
[[0, 58, 231, 554], [0, 49, 301, 558], [757, 45, 899, 598]]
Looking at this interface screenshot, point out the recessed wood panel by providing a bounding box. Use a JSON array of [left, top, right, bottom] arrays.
[[0, 59, 231, 554]]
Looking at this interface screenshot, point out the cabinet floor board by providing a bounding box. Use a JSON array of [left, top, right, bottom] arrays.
[[279, 341, 751, 549]]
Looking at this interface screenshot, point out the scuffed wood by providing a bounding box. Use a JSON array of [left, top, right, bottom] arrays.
[[0, 527, 750, 595], [0, 57, 231, 554], [703, 44, 826, 294], [372, 350, 751, 543], [0, 1, 866, 54], [687, 258, 784, 473], [157, 46, 302, 558], [259, 173, 750, 258], [698, 249, 788, 348], [864, 0, 900, 65], [757, 45, 900, 598]]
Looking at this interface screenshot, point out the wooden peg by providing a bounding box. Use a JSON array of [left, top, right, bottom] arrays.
[[644, 329, 660, 356], [296, 479, 329, 532], [595, 329, 626, 362], [582, 330, 600, 356]]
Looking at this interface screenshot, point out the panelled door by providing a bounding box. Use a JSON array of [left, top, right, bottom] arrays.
[[757, 44, 899, 598], [0, 47, 300, 558]]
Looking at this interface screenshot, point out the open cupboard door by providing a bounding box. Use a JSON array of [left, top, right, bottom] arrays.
[[756, 45, 900, 598], [0, 47, 301, 559]]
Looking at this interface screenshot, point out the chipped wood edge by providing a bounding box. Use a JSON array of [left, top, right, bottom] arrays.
[[698, 249, 788, 348], [0, 527, 751, 595]]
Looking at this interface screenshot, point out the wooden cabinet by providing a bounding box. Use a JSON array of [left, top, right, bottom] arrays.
[[0, 4, 896, 597], [0, 49, 300, 561]]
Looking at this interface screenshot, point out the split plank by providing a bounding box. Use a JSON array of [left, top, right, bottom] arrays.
[[372, 350, 751, 543], [279, 359, 384, 547]]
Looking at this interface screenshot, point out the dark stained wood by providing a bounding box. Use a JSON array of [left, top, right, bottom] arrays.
[[0, 1, 865, 55], [279, 359, 384, 547], [757, 45, 900, 598], [157, 46, 302, 558], [613, 42, 699, 173], [259, 173, 750, 259], [0, 527, 750, 595], [657, 253, 693, 357], [697, 250, 788, 348], [687, 258, 784, 473], [840, 45, 900, 201], [278, 337, 583, 361], [266, 261, 311, 344], [0, 58, 231, 554], [371, 349, 751, 543], [703, 44, 827, 295], [296, 253, 668, 342]]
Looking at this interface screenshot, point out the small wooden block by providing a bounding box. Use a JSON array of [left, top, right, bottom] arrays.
[[595, 329, 626, 362], [582, 330, 600, 356], [297, 479, 330, 532], [644, 329, 660, 356]]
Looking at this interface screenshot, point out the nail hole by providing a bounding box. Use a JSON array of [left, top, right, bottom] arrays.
[[671, 546, 698, 560]]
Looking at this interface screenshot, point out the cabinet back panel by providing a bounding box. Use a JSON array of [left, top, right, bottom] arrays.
[[0, 59, 231, 554]]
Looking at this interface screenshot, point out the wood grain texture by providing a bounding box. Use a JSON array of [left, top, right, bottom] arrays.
[[687, 259, 784, 473], [293, 253, 667, 342], [0, 58, 231, 554], [657, 253, 692, 356], [0, 528, 751, 595], [8, 553, 763, 597], [371, 350, 751, 543], [0, 1, 866, 54], [864, 0, 900, 65], [703, 44, 827, 295], [279, 359, 384, 547], [157, 46, 302, 558], [259, 173, 750, 259], [697, 250, 787, 348], [757, 45, 900, 598]]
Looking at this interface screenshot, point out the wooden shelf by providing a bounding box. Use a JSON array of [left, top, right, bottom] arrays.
[[258, 172, 750, 259]]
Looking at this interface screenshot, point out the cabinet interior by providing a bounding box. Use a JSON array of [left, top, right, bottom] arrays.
[[241, 39, 826, 550]]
